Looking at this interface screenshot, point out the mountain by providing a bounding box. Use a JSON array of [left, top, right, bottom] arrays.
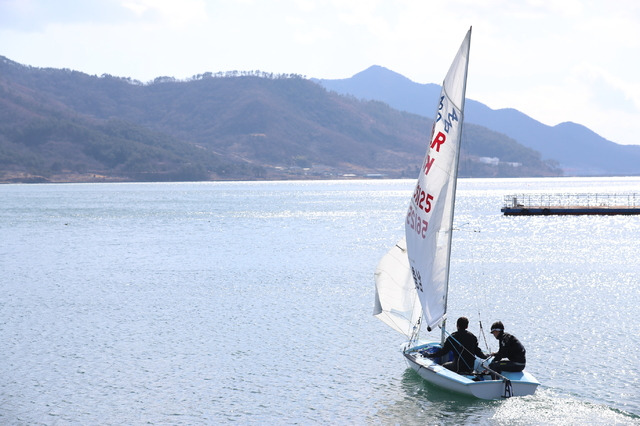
[[315, 65, 640, 176], [0, 57, 561, 183]]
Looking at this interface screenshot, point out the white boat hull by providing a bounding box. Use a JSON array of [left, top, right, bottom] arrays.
[[404, 346, 540, 400]]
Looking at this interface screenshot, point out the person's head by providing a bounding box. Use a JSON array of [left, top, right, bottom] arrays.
[[490, 321, 504, 339], [456, 316, 469, 331]]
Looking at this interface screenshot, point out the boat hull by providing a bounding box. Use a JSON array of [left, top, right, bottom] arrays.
[[404, 347, 539, 400]]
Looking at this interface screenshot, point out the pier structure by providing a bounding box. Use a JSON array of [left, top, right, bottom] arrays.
[[501, 193, 640, 216]]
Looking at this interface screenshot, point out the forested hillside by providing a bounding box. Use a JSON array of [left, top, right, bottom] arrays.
[[0, 57, 562, 182]]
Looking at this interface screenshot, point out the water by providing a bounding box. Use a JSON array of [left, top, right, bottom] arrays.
[[2, 177, 639, 424]]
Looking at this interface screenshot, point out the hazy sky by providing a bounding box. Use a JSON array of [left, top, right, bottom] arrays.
[[1, 0, 639, 145]]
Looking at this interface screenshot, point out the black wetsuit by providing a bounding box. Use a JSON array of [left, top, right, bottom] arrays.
[[489, 332, 526, 373], [429, 330, 487, 373]]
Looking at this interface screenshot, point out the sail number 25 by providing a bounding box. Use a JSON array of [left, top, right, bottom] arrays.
[[407, 185, 433, 238], [412, 184, 434, 213]]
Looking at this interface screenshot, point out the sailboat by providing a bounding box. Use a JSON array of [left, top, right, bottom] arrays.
[[373, 28, 539, 400]]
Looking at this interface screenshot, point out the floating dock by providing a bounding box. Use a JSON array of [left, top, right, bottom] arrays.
[[501, 193, 640, 216]]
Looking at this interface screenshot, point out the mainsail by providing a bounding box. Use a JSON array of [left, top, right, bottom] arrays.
[[374, 29, 471, 335], [405, 29, 471, 331]]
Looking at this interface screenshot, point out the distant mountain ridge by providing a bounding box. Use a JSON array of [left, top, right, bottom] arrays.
[[315, 65, 640, 176], [1, 57, 561, 182]]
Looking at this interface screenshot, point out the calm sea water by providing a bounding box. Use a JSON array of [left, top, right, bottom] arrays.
[[2, 177, 639, 424]]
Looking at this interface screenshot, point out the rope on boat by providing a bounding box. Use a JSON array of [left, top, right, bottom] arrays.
[[478, 317, 490, 353], [503, 379, 513, 398], [465, 225, 490, 353], [478, 358, 514, 398], [409, 317, 421, 346], [441, 329, 477, 373]]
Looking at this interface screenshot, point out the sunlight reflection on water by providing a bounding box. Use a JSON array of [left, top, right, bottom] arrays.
[[1, 178, 639, 424]]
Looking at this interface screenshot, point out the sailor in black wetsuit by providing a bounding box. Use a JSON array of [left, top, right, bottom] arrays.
[[427, 317, 487, 374], [488, 321, 526, 373]]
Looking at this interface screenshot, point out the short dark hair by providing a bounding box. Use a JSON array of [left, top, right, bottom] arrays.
[[457, 316, 469, 330]]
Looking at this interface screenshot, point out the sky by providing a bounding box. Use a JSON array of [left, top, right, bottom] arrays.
[[1, 0, 639, 146]]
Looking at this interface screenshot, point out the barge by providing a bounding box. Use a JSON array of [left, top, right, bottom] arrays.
[[501, 193, 640, 216]]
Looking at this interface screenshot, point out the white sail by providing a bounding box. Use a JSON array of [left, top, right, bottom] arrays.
[[373, 238, 422, 338], [404, 29, 471, 331]]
